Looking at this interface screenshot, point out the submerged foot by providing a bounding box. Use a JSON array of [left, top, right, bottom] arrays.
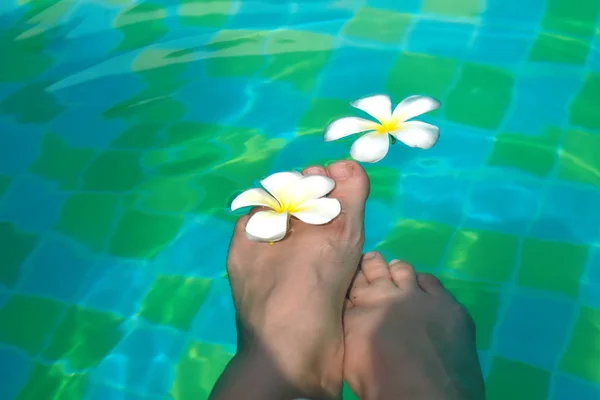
[[213, 161, 370, 399], [343, 252, 485, 400]]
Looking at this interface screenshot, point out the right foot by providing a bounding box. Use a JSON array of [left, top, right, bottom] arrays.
[[343, 252, 485, 400]]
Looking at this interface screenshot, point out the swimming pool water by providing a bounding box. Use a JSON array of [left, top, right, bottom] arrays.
[[1, 0, 599, 399]]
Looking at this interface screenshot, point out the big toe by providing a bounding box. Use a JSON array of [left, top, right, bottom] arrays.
[[325, 161, 370, 238]]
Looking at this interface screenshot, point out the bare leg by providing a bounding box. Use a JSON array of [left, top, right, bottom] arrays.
[[343, 252, 485, 400], [210, 161, 370, 400]]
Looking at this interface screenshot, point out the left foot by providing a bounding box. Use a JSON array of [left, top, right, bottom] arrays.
[[214, 161, 370, 399]]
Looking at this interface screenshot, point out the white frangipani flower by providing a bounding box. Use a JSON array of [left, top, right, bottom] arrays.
[[324, 94, 441, 163], [230, 171, 341, 242]]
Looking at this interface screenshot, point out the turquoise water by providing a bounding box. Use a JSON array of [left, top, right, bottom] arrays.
[[1, 0, 600, 399]]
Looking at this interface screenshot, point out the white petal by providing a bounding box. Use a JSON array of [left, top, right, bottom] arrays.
[[324, 117, 376, 142], [391, 121, 440, 149], [392, 95, 440, 121], [350, 131, 390, 163], [230, 188, 279, 211], [291, 198, 341, 225], [260, 171, 303, 203], [350, 94, 392, 123], [291, 175, 336, 204], [245, 210, 289, 242]]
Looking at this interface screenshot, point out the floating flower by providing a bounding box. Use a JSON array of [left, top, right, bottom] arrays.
[[230, 171, 341, 242], [324, 94, 441, 163]]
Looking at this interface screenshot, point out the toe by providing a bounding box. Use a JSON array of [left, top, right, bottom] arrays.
[[417, 273, 448, 297], [388, 260, 418, 290], [325, 161, 370, 236], [303, 165, 327, 176], [361, 252, 391, 283]]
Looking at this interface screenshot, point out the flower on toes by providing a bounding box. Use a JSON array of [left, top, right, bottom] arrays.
[[324, 94, 441, 163], [230, 171, 341, 242]]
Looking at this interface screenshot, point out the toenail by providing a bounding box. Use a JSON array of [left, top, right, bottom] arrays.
[[304, 166, 323, 175], [329, 162, 354, 180], [389, 259, 402, 265], [363, 251, 377, 260]]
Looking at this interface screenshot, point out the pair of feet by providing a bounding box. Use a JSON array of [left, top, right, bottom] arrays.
[[211, 161, 485, 399]]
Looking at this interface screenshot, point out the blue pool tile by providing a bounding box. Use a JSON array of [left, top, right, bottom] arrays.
[[468, 29, 531, 65], [529, 183, 600, 244], [146, 355, 176, 396], [505, 67, 582, 137], [92, 353, 128, 390], [317, 46, 397, 100], [179, 77, 252, 125], [407, 19, 475, 59], [477, 350, 492, 378], [581, 247, 600, 309], [87, 382, 126, 400], [552, 373, 600, 400], [0, 116, 44, 174], [190, 278, 236, 346], [272, 134, 349, 171], [0, 174, 66, 233], [235, 81, 310, 136], [51, 107, 127, 149], [229, 0, 290, 29], [0, 346, 32, 400], [366, 0, 421, 13], [291, 3, 353, 34], [464, 179, 542, 235], [110, 322, 184, 394], [152, 217, 232, 278], [80, 258, 154, 316], [495, 292, 576, 370], [398, 173, 472, 227], [483, 0, 546, 23], [364, 199, 397, 251], [18, 235, 95, 302]]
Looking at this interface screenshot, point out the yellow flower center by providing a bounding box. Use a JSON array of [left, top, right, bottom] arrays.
[[374, 119, 400, 135]]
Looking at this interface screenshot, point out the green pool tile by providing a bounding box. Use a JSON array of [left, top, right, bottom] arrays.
[[485, 357, 550, 400], [342, 8, 412, 43], [445, 63, 514, 130], [155, 141, 227, 175], [56, 193, 119, 251], [111, 123, 164, 149], [16, 362, 87, 400], [376, 219, 455, 268], [487, 127, 561, 177], [0, 222, 38, 288], [439, 277, 501, 350], [43, 306, 124, 369], [0, 28, 53, 82], [82, 150, 145, 192], [444, 230, 519, 282], [29, 134, 97, 190], [517, 237, 588, 297], [261, 30, 334, 92], [103, 95, 187, 124], [0, 295, 64, 355], [0, 82, 63, 124], [385, 53, 459, 104], [529, 33, 590, 65], [421, 0, 483, 17], [137, 176, 201, 213], [541, 0, 600, 37], [178, 0, 231, 27], [113, 3, 168, 51], [194, 172, 240, 221], [362, 165, 401, 205], [164, 121, 219, 146], [0, 174, 10, 196], [558, 128, 600, 187], [171, 341, 233, 400], [297, 98, 353, 137], [559, 306, 600, 383], [205, 30, 268, 78], [139, 275, 212, 330], [108, 208, 184, 258], [569, 73, 600, 131]]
